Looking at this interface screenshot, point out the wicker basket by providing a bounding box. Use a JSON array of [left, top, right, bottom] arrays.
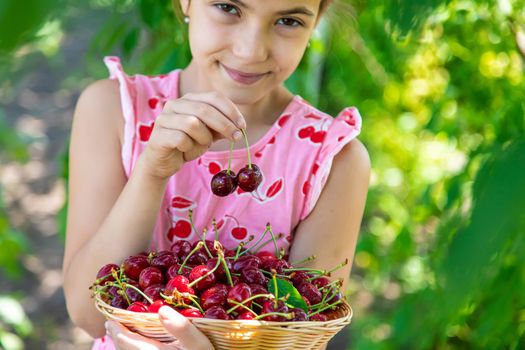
[[95, 294, 352, 349]]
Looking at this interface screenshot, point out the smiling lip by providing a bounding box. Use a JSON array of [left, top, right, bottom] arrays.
[[221, 64, 267, 85]]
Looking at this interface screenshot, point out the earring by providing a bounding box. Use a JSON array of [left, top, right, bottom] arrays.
[[184, 16, 190, 24]]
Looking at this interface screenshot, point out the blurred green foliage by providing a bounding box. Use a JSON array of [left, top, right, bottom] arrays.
[[1, 0, 525, 349]]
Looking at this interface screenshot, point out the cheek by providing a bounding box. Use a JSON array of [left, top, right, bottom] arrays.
[[188, 20, 230, 58], [273, 42, 308, 75]]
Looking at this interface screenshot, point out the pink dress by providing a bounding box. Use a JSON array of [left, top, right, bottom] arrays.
[[91, 56, 362, 349]]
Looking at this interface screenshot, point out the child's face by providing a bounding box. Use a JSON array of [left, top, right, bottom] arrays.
[[181, 0, 323, 104]]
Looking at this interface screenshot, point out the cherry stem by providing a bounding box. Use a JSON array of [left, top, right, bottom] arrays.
[[260, 270, 289, 279], [234, 241, 246, 260], [240, 226, 270, 256], [212, 218, 219, 242], [227, 142, 233, 174], [283, 267, 326, 275], [188, 254, 222, 288], [326, 259, 349, 275], [252, 233, 284, 254], [226, 294, 274, 314], [307, 299, 343, 317], [122, 282, 154, 305], [254, 312, 293, 321], [112, 270, 131, 305], [240, 129, 252, 168], [318, 279, 343, 292], [309, 289, 340, 309], [272, 274, 279, 308], [178, 241, 205, 274], [226, 300, 259, 316], [266, 224, 280, 258], [290, 255, 316, 266], [217, 249, 234, 287], [189, 210, 212, 258]]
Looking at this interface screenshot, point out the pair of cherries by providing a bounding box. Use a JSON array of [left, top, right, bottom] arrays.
[[210, 129, 262, 197]]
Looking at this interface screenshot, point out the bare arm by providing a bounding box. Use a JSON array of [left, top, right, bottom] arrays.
[[63, 80, 245, 338], [63, 79, 170, 337], [288, 139, 371, 294]]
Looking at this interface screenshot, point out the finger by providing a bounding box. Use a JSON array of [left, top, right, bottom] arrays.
[[182, 144, 209, 162], [184, 91, 246, 129], [105, 321, 160, 350], [158, 306, 214, 350], [157, 114, 214, 147], [155, 128, 196, 154], [166, 99, 243, 142]]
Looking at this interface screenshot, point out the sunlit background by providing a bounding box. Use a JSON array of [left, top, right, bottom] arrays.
[[1, 0, 525, 349]]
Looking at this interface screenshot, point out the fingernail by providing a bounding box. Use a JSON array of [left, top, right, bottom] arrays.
[[233, 130, 243, 142], [238, 120, 247, 129]]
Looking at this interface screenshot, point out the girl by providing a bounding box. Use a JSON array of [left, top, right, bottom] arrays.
[[62, 0, 370, 349]]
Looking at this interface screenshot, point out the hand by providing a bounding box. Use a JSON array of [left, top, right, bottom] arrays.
[[106, 306, 215, 350], [139, 91, 246, 180]]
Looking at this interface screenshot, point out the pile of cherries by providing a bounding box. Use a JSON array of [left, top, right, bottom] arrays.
[[210, 130, 262, 197], [92, 224, 346, 322]]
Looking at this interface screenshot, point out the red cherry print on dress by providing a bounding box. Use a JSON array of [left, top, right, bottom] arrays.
[[298, 126, 315, 139], [277, 114, 291, 127], [304, 113, 322, 120], [148, 97, 159, 109], [342, 108, 357, 127], [302, 181, 311, 196], [255, 136, 275, 158], [171, 196, 194, 210], [208, 161, 221, 175], [231, 227, 248, 240], [168, 219, 192, 240], [266, 178, 283, 199], [138, 122, 155, 142], [312, 163, 319, 175], [338, 136, 345, 142], [310, 130, 327, 144]]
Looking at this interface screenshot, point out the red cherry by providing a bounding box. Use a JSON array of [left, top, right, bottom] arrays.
[[138, 267, 164, 290], [211, 170, 238, 196], [166, 263, 183, 280], [171, 240, 192, 260], [240, 267, 267, 285], [127, 301, 149, 313], [298, 126, 315, 139], [192, 240, 217, 257], [165, 275, 193, 295], [310, 130, 326, 143], [122, 256, 149, 280], [124, 281, 143, 303], [179, 308, 203, 318], [236, 164, 262, 192], [189, 265, 216, 291], [110, 295, 129, 309], [204, 306, 231, 320], [309, 313, 328, 322], [260, 300, 288, 321], [227, 283, 252, 309], [206, 257, 232, 282], [232, 255, 261, 273], [187, 251, 209, 265], [297, 282, 322, 305], [311, 276, 330, 289], [237, 311, 256, 320], [148, 300, 168, 313], [96, 264, 119, 285], [150, 251, 178, 271], [290, 308, 308, 321], [249, 284, 270, 306], [200, 284, 228, 310], [143, 283, 164, 301], [289, 271, 310, 287], [265, 259, 289, 274]]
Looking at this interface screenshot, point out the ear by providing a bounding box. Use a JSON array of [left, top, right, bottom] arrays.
[[179, 0, 190, 16]]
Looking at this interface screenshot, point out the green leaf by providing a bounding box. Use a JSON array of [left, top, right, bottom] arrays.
[[267, 278, 308, 312]]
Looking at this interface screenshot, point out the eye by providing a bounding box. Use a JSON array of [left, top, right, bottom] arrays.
[[276, 18, 303, 27], [215, 3, 240, 16]]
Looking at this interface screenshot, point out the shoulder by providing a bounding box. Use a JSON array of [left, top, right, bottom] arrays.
[[73, 79, 124, 142], [332, 138, 371, 184]]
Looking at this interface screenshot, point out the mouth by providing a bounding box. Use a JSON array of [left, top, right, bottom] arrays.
[[220, 63, 268, 85]]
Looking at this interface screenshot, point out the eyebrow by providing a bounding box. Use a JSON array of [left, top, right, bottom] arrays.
[[228, 0, 316, 17]]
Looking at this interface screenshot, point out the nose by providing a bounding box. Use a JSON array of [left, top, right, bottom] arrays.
[[231, 23, 269, 63]]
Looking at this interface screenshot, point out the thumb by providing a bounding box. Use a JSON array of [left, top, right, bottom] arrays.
[[158, 306, 214, 350]]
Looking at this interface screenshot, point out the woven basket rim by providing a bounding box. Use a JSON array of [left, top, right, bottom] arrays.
[[94, 293, 353, 326]]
